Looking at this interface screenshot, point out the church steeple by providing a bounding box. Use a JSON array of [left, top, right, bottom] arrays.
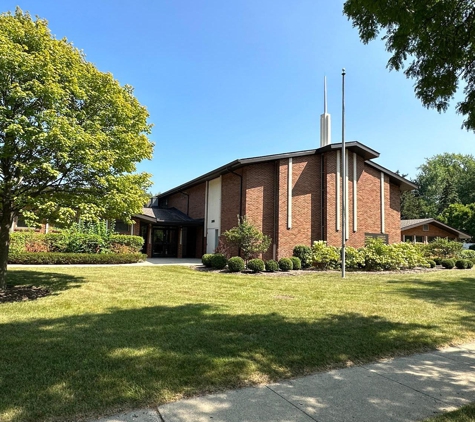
[[320, 76, 331, 147]]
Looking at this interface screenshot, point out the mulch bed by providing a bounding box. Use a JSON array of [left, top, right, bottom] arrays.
[[0, 285, 51, 304]]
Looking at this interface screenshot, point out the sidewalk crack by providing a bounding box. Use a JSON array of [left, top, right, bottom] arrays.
[[266, 385, 320, 422]]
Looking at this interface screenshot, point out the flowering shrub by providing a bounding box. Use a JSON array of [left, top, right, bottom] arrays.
[[312, 241, 340, 270]]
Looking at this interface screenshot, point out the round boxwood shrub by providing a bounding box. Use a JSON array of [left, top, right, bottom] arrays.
[[467, 260, 474, 269], [455, 259, 470, 269], [227, 256, 245, 272], [427, 259, 436, 268], [290, 256, 301, 270], [279, 257, 293, 272], [211, 253, 227, 269], [202, 254, 214, 267], [248, 258, 265, 273], [292, 245, 312, 268], [441, 259, 455, 269], [434, 258, 442, 265], [265, 259, 279, 272]]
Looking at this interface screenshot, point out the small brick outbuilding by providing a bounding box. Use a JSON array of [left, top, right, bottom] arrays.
[[132, 141, 416, 259], [401, 219, 470, 244]]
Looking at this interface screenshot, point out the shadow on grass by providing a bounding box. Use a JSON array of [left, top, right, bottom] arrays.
[[6, 270, 86, 293], [388, 275, 475, 315], [0, 304, 451, 422]]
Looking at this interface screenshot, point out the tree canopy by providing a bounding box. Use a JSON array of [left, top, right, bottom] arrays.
[[0, 9, 153, 288], [343, 0, 475, 131]]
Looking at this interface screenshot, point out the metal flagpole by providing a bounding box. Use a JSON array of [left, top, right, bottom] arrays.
[[341, 68, 346, 279]]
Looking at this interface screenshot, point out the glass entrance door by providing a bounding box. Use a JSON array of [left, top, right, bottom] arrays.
[[152, 227, 178, 257]]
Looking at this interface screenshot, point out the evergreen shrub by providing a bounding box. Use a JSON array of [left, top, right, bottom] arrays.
[[247, 258, 265, 273], [201, 254, 214, 267], [290, 256, 301, 270], [455, 259, 470, 269], [441, 259, 455, 269], [265, 259, 279, 272], [8, 252, 146, 265], [292, 245, 312, 268], [279, 258, 293, 272], [227, 256, 245, 272], [211, 253, 227, 269]]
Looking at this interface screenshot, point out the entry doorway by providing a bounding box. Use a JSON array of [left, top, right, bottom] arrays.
[[152, 227, 178, 257]]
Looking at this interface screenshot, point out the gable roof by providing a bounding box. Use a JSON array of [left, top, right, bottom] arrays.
[[401, 218, 471, 239], [157, 141, 416, 198]]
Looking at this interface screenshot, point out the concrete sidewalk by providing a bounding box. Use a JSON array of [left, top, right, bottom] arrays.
[[92, 342, 475, 422]]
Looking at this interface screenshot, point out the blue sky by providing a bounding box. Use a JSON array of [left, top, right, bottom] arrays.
[[3, 1, 474, 193]]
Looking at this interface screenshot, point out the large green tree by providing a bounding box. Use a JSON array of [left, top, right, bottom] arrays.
[[343, 0, 475, 130], [415, 153, 475, 216], [0, 9, 153, 289]]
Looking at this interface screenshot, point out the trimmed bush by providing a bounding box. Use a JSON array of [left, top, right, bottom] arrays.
[[459, 249, 475, 260], [292, 245, 312, 268], [434, 258, 442, 265], [109, 235, 144, 253], [247, 258, 265, 273], [467, 260, 474, 269], [441, 259, 455, 269], [227, 256, 245, 272], [455, 259, 470, 269], [8, 252, 146, 265], [211, 253, 227, 269], [265, 259, 279, 272], [427, 259, 436, 268], [312, 241, 340, 270], [290, 256, 301, 270], [202, 254, 214, 267], [279, 257, 293, 272]]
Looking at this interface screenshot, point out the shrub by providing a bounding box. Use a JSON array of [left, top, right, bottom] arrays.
[[211, 253, 227, 269], [459, 249, 475, 260], [290, 256, 301, 270], [427, 259, 436, 268], [434, 258, 442, 265], [202, 254, 214, 267], [227, 256, 245, 272], [279, 257, 293, 272], [345, 246, 365, 270], [455, 259, 470, 269], [109, 235, 144, 253], [8, 252, 146, 265], [425, 238, 463, 260], [247, 258, 265, 273], [265, 259, 279, 272], [441, 259, 455, 269], [292, 245, 312, 268], [312, 241, 340, 270], [467, 260, 474, 269], [223, 216, 271, 262]]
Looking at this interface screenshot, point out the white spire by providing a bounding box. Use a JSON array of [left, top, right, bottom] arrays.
[[320, 76, 331, 147]]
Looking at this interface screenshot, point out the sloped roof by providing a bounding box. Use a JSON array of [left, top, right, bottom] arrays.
[[157, 141, 416, 198], [401, 219, 471, 239], [135, 207, 203, 226]]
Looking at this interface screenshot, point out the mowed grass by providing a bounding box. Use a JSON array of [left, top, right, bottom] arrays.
[[424, 403, 475, 421], [1, 266, 475, 421]]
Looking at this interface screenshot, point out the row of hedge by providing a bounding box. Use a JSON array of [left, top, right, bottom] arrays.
[[10, 231, 144, 255], [8, 252, 147, 265], [202, 254, 302, 273], [292, 239, 475, 271]]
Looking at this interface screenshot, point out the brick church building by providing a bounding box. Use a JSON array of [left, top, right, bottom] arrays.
[[132, 141, 415, 259]]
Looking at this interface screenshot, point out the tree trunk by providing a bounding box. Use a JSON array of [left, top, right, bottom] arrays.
[[0, 207, 13, 291]]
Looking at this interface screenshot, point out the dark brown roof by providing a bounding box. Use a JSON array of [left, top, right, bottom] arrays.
[[401, 219, 471, 239], [157, 141, 415, 198], [134, 207, 203, 226]]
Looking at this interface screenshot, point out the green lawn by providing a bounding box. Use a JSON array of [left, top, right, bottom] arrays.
[[1, 266, 475, 422], [424, 404, 475, 421]]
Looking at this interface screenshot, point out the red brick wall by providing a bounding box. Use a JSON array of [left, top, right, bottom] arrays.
[[325, 153, 403, 248], [166, 183, 206, 218], [276, 155, 322, 259], [243, 162, 275, 260], [221, 171, 243, 234]]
